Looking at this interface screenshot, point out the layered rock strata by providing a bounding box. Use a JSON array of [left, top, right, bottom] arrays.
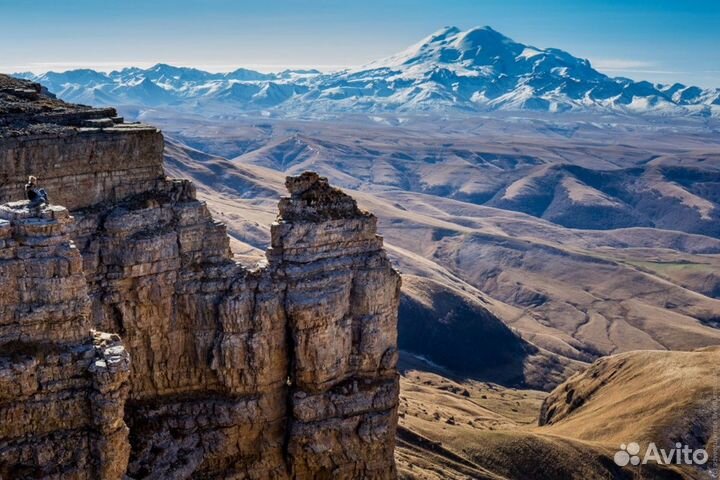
[[272, 174, 400, 479], [0, 74, 400, 479], [0, 202, 131, 479]]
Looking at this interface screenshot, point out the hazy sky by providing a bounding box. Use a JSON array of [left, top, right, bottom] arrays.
[[1, 0, 718, 87]]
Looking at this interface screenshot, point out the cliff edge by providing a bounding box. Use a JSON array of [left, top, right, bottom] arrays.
[[0, 74, 400, 479]]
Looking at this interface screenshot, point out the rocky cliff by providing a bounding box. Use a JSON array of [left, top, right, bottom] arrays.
[[0, 74, 400, 479]]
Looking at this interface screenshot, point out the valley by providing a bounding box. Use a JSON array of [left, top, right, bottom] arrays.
[[395, 347, 719, 479], [157, 112, 720, 386], [153, 111, 720, 478]]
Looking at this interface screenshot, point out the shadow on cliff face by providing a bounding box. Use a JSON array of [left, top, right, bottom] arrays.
[[398, 277, 537, 389]]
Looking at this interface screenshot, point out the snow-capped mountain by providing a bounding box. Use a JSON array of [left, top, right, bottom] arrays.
[[14, 26, 720, 117]]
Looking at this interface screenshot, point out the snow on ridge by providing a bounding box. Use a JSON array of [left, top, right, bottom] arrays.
[[13, 26, 720, 117]]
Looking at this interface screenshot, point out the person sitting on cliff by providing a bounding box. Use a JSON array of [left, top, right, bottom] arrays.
[[25, 175, 49, 207]]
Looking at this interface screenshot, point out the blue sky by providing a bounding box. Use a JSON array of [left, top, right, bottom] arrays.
[[1, 0, 718, 87]]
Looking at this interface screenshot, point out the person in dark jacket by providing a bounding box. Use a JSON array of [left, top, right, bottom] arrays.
[[25, 176, 48, 207]]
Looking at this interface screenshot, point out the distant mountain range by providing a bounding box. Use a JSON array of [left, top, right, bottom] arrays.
[[14, 26, 720, 117]]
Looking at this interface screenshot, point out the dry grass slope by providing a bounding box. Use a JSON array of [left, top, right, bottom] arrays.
[[397, 348, 718, 479], [540, 347, 720, 454]]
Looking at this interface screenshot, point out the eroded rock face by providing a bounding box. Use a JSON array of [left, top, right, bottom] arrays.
[[0, 202, 131, 479], [272, 173, 400, 478], [0, 75, 400, 479]]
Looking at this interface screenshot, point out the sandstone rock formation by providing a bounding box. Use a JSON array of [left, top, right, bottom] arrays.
[[0, 202, 131, 479], [0, 74, 400, 479]]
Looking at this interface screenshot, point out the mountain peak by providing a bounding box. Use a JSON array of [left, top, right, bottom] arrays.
[[148, 63, 206, 75], [150, 63, 172, 70], [454, 25, 515, 49], [362, 25, 525, 71], [428, 26, 461, 40]]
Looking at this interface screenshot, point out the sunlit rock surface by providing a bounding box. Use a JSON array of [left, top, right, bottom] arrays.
[[0, 74, 400, 479]]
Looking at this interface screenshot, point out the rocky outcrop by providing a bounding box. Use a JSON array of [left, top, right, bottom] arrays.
[[272, 174, 400, 478], [0, 74, 400, 479], [0, 202, 131, 479]]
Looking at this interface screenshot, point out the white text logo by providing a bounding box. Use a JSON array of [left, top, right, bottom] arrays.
[[614, 442, 708, 467]]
